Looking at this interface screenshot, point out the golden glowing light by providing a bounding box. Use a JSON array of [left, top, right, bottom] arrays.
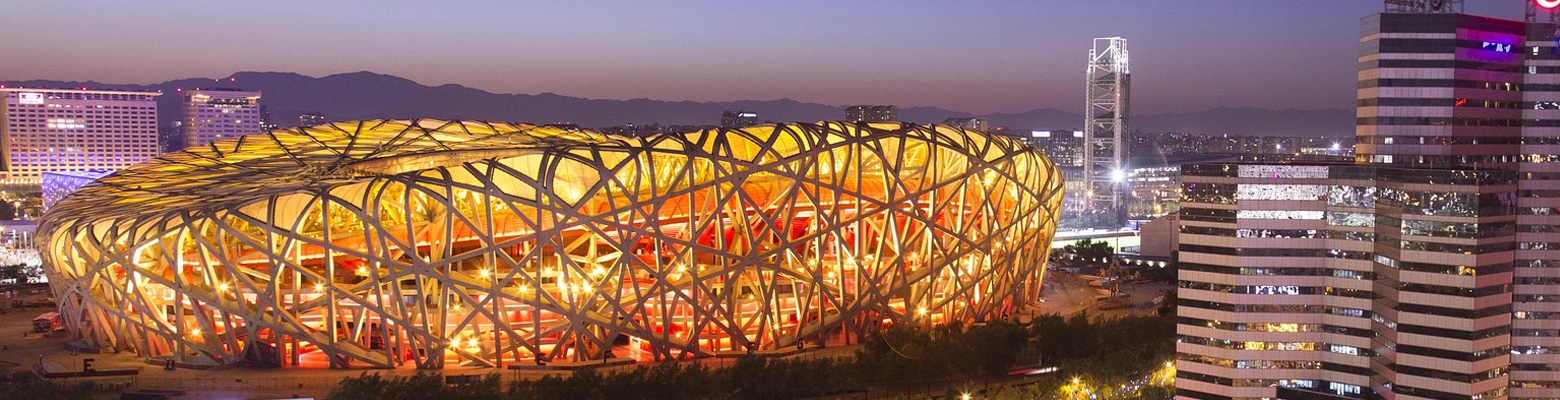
[[39, 119, 1062, 368]]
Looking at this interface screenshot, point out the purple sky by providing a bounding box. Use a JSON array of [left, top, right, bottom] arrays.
[[0, 1, 1529, 115]]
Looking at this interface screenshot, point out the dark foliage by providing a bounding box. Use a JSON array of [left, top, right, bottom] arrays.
[[1032, 312, 1176, 382], [329, 372, 502, 400], [325, 315, 1175, 400], [1062, 238, 1115, 264], [0, 372, 97, 400], [1156, 289, 1176, 317], [854, 321, 1029, 383]]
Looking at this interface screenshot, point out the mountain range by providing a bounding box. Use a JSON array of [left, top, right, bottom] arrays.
[[5, 71, 1353, 137]]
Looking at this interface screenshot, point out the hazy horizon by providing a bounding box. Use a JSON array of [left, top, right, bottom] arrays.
[[0, 1, 1526, 115]]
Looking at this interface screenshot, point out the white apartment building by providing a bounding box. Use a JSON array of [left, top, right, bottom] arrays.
[[182, 89, 261, 148]]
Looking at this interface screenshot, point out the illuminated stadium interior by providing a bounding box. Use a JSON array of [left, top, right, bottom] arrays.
[[40, 119, 1063, 369]]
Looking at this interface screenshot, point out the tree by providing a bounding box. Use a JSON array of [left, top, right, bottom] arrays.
[[990, 385, 1045, 400], [319, 314, 1177, 400], [1057, 376, 1102, 400], [1156, 289, 1176, 317], [956, 321, 1028, 375], [0, 264, 24, 284], [1062, 239, 1114, 265], [0, 372, 95, 400], [1135, 384, 1175, 400], [327, 372, 502, 400]]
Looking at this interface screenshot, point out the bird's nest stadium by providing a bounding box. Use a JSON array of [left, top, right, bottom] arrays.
[[39, 119, 1063, 369]]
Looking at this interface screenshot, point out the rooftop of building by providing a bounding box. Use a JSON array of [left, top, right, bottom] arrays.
[[0, 87, 162, 96]]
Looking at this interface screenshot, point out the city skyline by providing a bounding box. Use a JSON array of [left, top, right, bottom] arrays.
[[0, 1, 1529, 116]]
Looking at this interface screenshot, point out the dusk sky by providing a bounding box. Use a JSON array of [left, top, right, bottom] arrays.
[[0, 1, 1530, 115]]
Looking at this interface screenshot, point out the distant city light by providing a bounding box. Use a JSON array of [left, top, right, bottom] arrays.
[[1111, 170, 1125, 182]]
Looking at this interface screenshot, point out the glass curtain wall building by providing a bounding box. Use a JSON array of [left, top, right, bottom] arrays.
[[1177, 6, 1560, 400], [1176, 163, 1519, 400]]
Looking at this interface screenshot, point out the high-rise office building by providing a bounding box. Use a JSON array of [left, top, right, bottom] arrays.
[[942, 117, 989, 132], [1085, 37, 1130, 215], [0, 88, 160, 184], [720, 110, 757, 128], [1176, 3, 1560, 400], [1025, 130, 1084, 167], [299, 112, 327, 128], [259, 105, 278, 131], [160, 121, 184, 154], [1355, 12, 1523, 169], [845, 105, 897, 122], [1176, 163, 1516, 400], [182, 89, 262, 148], [1513, 8, 1560, 400]]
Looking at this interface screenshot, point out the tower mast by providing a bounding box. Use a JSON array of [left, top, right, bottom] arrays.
[[1083, 37, 1130, 220]]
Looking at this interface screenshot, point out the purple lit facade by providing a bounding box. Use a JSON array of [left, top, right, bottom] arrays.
[[0, 88, 159, 184]]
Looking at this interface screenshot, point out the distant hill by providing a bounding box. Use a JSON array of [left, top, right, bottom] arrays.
[[4, 71, 1353, 137], [1139, 107, 1355, 138]]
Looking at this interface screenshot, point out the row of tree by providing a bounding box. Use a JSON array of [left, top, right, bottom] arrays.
[[976, 313, 1179, 400], [854, 320, 1029, 383], [1034, 312, 1175, 382], [0, 313, 1176, 399], [1058, 238, 1116, 266], [324, 313, 1176, 400], [329, 357, 861, 400], [0, 371, 96, 400]]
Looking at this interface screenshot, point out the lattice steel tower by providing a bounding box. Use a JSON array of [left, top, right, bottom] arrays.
[[1084, 37, 1129, 215]]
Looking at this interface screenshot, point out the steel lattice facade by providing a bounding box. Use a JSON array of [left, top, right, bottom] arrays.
[[40, 119, 1063, 369]]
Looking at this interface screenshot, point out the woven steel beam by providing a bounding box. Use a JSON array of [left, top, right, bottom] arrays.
[[41, 120, 1064, 369]]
